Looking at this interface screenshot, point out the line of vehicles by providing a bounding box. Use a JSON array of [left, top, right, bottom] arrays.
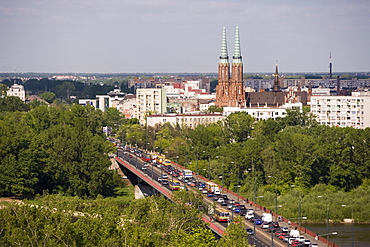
[[120, 146, 319, 247], [243, 212, 318, 247]]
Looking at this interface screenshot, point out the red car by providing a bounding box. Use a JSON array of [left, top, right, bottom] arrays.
[[291, 240, 301, 247], [279, 233, 287, 240]]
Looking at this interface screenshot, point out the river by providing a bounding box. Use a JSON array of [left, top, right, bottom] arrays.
[[302, 223, 370, 247]]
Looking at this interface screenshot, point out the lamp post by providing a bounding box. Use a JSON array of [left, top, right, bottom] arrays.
[[318, 195, 330, 247], [208, 157, 211, 181], [316, 232, 338, 242], [342, 204, 354, 247], [268, 175, 278, 222]]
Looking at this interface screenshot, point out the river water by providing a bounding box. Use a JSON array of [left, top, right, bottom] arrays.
[[302, 223, 370, 247]]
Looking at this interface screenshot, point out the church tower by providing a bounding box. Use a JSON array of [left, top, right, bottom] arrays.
[[215, 25, 245, 108], [230, 25, 245, 107], [215, 26, 230, 107], [272, 63, 281, 92]]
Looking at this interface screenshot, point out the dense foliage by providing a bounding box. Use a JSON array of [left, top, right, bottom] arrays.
[[0, 104, 121, 199], [0, 193, 248, 246], [120, 110, 370, 221]]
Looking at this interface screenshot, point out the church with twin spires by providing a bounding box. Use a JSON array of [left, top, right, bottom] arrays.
[[215, 26, 246, 108], [215, 26, 308, 109]]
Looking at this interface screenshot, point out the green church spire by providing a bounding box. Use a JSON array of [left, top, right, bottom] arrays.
[[233, 25, 242, 64], [219, 26, 229, 64]]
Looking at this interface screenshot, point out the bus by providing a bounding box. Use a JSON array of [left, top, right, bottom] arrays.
[[163, 159, 172, 166], [156, 155, 166, 164], [169, 180, 181, 191], [205, 182, 221, 195], [214, 208, 230, 222], [141, 153, 151, 162]]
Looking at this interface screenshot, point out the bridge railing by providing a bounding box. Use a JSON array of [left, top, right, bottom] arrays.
[[169, 159, 340, 246]]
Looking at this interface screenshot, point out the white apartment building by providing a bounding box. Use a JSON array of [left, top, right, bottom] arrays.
[[311, 92, 370, 129], [136, 88, 167, 125], [223, 103, 302, 121], [80, 87, 125, 112], [7, 84, 26, 102], [146, 113, 224, 128]]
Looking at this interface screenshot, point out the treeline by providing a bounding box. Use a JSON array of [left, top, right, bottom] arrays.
[[0, 104, 124, 199], [122, 108, 370, 192], [0, 193, 249, 247], [120, 109, 370, 220]]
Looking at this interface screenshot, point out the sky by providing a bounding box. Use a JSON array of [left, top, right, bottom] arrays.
[[0, 0, 369, 74]]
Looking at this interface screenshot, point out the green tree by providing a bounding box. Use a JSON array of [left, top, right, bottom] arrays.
[[39, 92, 56, 103], [225, 112, 254, 143], [207, 105, 223, 113]]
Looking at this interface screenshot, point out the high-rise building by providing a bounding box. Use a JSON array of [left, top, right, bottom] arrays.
[[215, 26, 246, 107]]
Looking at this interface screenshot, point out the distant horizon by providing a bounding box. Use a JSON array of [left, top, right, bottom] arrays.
[[1, 71, 369, 76], [1, 1, 369, 74]]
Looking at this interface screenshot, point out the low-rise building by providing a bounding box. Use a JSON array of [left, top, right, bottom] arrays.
[[147, 113, 224, 128]]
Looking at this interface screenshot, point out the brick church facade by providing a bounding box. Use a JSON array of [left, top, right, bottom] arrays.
[[215, 26, 246, 108]]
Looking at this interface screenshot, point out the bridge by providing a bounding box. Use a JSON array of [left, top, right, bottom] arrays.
[[114, 149, 339, 247]]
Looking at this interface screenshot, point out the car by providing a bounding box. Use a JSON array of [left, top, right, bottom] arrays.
[[282, 226, 289, 233], [310, 243, 318, 247], [303, 239, 311, 246], [217, 197, 225, 204], [245, 212, 254, 220], [279, 233, 287, 240], [274, 230, 283, 237], [283, 235, 291, 242], [227, 202, 235, 209], [157, 177, 163, 182], [162, 180, 169, 185], [220, 200, 227, 206], [239, 205, 246, 210], [254, 218, 263, 225], [240, 208, 247, 216], [297, 235, 305, 242], [267, 225, 276, 232], [213, 195, 221, 201], [234, 202, 241, 207], [261, 222, 270, 229], [289, 237, 299, 244], [291, 240, 301, 247], [141, 166, 147, 171], [233, 206, 241, 213], [162, 174, 168, 179], [247, 208, 254, 213], [207, 192, 214, 197], [221, 195, 229, 201], [271, 221, 280, 228], [202, 189, 208, 194], [246, 228, 254, 235]]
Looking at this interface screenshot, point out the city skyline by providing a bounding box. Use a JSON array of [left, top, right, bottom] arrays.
[[0, 0, 369, 74]]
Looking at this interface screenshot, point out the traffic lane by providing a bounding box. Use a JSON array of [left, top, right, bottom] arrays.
[[120, 152, 178, 191], [117, 154, 272, 245]]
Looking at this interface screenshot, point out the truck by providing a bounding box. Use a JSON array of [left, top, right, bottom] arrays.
[[183, 170, 193, 179], [262, 213, 272, 223], [290, 229, 300, 238]]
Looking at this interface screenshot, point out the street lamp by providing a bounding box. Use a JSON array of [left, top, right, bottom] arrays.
[[315, 232, 338, 241], [268, 175, 278, 222], [342, 204, 354, 247], [318, 195, 330, 247], [253, 195, 263, 246]]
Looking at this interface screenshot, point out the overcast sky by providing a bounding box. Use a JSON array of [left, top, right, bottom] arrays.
[[1, 0, 369, 74]]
